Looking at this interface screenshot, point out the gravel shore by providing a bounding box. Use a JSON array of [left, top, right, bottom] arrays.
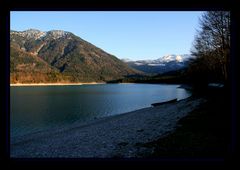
[[11, 97, 206, 158]]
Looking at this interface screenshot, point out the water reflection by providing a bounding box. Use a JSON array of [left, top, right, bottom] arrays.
[[11, 84, 191, 138]]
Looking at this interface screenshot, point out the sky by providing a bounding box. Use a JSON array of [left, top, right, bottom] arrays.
[[11, 11, 203, 60]]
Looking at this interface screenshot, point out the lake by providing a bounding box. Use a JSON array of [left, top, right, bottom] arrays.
[[10, 84, 191, 138]]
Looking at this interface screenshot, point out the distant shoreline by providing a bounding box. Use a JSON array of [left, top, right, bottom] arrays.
[[10, 82, 191, 87], [10, 82, 105, 86]]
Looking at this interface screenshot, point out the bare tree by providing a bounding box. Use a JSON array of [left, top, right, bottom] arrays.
[[191, 11, 230, 83]]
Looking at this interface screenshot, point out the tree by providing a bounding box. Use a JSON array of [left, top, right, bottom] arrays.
[[190, 11, 230, 84]]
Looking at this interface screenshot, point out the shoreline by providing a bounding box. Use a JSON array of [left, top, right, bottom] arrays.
[[10, 82, 105, 86], [11, 96, 206, 158], [10, 82, 190, 87], [144, 89, 229, 157]]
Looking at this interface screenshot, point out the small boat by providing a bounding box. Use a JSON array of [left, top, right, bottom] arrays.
[[151, 98, 177, 107]]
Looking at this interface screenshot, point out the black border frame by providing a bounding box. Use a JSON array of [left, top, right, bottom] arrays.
[[1, 0, 238, 168]]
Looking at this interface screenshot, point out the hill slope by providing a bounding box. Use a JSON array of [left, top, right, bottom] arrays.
[[10, 29, 138, 83]]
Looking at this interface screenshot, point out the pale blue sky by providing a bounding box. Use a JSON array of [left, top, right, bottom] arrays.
[[10, 11, 203, 60]]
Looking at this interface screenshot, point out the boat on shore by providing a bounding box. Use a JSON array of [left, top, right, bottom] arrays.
[[151, 98, 177, 107]]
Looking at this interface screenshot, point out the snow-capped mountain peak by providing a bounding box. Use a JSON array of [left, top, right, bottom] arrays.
[[176, 55, 183, 62], [160, 55, 176, 62], [10, 29, 71, 40], [123, 54, 193, 74], [11, 29, 46, 40], [46, 30, 70, 39], [158, 54, 193, 63]]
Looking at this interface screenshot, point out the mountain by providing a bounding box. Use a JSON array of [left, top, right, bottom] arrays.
[[10, 29, 138, 83], [123, 54, 193, 74]]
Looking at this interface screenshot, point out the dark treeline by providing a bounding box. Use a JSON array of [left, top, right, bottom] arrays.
[[187, 11, 230, 89], [107, 69, 187, 84]]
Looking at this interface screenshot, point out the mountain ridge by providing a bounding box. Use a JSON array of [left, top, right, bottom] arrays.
[[122, 54, 194, 74], [10, 29, 139, 83]]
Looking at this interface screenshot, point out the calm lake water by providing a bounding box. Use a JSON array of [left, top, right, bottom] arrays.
[[10, 84, 191, 138]]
